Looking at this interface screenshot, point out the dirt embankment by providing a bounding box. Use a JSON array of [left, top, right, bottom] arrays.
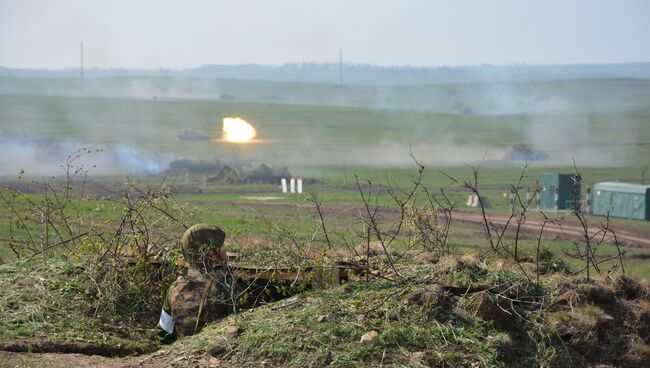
[[0, 350, 225, 368], [0, 351, 137, 368]]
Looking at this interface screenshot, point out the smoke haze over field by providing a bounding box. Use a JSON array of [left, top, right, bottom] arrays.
[[276, 141, 506, 168], [0, 1, 647, 177], [0, 131, 171, 177], [3, 63, 650, 85], [0, 66, 648, 177]]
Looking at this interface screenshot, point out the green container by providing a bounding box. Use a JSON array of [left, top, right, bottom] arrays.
[[592, 182, 650, 221], [539, 173, 581, 210]]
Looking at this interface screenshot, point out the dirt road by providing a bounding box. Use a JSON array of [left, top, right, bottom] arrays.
[[230, 199, 650, 248], [450, 210, 650, 248]]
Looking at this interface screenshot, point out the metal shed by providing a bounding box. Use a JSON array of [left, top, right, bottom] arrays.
[[539, 173, 581, 210], [592, 182, 650, 221]]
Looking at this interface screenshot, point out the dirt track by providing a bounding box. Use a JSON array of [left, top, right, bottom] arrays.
[[6, 180, 648, 248], [230, 200, 650, 248], [450, 210, 650, 248]]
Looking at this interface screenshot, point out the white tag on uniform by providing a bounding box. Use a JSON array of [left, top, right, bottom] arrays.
[[158, 308, 174, 333]]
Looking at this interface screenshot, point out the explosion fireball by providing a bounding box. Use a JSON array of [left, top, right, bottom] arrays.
[[222, 117, 256, 143]]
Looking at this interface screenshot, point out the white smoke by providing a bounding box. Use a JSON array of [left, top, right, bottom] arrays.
[[0, 131, 171, 177]]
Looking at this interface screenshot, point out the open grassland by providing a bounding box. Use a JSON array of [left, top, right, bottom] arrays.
[[2, 77, 648, 249], [1, 77, 650, 169], [0, 76, 649, 366], [2, 76, 650, 113], [2, 179, 649, 279]]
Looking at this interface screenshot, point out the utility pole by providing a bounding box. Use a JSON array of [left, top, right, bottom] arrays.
[[80, 42, 84, 79], [339, 48, 343, 86]]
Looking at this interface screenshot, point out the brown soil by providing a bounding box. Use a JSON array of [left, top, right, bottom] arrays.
[[0, 350, 226, 367], [0, 338, 152, 357], [0, 338, 157, 367], [0, 351, 138, 368], [450, 210, 650, 248]]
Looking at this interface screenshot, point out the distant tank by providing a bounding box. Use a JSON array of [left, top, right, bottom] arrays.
[[177, 130, 210, 141], [504, 144, 547, 161]]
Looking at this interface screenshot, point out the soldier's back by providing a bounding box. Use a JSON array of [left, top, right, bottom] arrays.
[[168, 267, 231, 337]]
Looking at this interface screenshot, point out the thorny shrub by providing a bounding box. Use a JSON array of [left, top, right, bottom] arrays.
[[1, 150, 194, 318]]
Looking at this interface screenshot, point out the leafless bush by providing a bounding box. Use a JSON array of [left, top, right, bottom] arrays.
[[459, 163, 539, 258], [1, 150, 195, 315], [562, 165, 626, 280], [307, 192, 333, 250], [297, 154, 627, 289], [434, 161, 624, 282], [319, 151, 455, 281], [1, 149, 95, 258], [442, 162, 543, 281]]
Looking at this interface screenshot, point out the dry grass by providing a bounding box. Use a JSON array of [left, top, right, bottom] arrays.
[[548, 306, 602, 356], [629, 299, 650, 343], [625, 341, 650, 366], [435, 254, 481, 275], [543, 273, 650, 366], [404, 284, 450, 319], [614, 274, 650, 301], [353, 241, 387, 258], [462, 292, 515, 331], [551, 275, 616, 309]]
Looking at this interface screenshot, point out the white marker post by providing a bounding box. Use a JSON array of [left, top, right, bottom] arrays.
[[297, 178, 303, 194], [290, 178, 296, 193], [471, 194, 479, 207], [281, 178, 288, 193]]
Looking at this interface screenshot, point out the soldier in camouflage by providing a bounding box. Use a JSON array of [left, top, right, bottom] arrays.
[[157, 224, 241, 342]]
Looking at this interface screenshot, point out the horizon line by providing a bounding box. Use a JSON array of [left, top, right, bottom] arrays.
[[2, 60, 650, 72]]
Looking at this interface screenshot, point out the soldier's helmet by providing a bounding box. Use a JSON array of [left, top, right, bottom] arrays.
[[181, 224, 227, 266]]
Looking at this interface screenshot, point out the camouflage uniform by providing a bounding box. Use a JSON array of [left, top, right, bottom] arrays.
[[157, 224, 241, 342]]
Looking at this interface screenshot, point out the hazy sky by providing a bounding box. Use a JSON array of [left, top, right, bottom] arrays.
[[1, 0, 649, 69]]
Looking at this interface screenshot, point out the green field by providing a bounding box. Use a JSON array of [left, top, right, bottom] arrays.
[[1, 75, 649, 367], [2, 75, 650, 269], [2, 76, 650, 172]]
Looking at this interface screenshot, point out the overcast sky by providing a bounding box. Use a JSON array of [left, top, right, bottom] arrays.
[[1, 0, 649, 69]]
